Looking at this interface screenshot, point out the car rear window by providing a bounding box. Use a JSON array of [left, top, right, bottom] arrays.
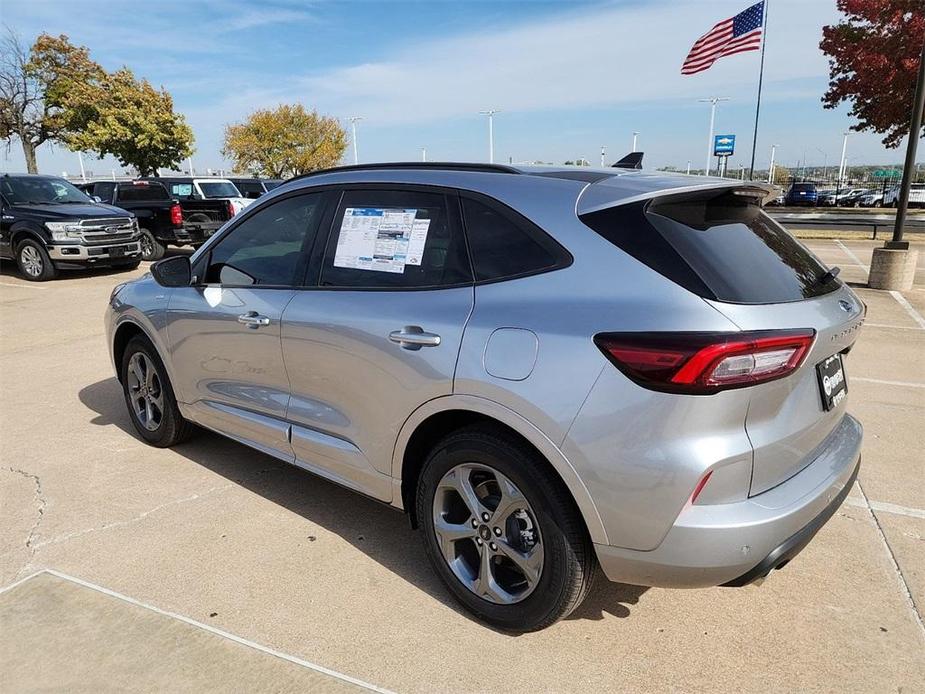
[[791, 183, 815, 192], [579, 189, 839, 304], [118, 184, 170, 201]]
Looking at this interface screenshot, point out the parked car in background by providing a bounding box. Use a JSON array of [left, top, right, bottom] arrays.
[[883, 182, 925, 208], [815, 189, 837, 206], [229, 177, 284, 199], [857, 190, 884, 208], [85, 180, 232, 261], [1, 174, 140, 281], [143, 177, 254, 215], [106, 162, 863, 631], [840, 188, 873, 207], [784, 182, 818, 206]]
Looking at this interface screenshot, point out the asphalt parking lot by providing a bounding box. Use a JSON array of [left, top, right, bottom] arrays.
[[1, 238, 923, 692]]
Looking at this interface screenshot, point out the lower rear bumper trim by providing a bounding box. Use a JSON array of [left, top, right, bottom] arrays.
[[721, 456, 860, 587]]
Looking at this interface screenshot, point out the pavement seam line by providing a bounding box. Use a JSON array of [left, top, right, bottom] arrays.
[[852, 377, 925, 389], [6, 467, 46, 554], [834, 240, 870, 271], [889, 290, 925, 330], [14, 569, 395, 694], [854, 480, 925, 638]]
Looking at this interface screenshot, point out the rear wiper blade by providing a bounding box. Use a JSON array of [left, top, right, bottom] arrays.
[[815, 266, 841, 286]]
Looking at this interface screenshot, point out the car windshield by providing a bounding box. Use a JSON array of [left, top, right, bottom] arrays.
[[0, 176, 91, 205], [199, 181, 240, 198]]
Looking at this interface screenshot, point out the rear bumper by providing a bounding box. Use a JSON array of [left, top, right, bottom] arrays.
[[594, 413, 862, 588]]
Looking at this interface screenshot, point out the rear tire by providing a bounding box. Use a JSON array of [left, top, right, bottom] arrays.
[[15, 239, 57, 282], [138, 228, 166, 261], [416, 424, 594, 632], [120, 335, 195, 447]]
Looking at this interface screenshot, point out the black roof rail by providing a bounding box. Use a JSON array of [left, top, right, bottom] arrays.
[[287, 161, 522, 183]]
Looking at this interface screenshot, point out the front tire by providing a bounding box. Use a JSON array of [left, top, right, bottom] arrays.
[[15, 239, 57, 281], [120, 336, 195, 447], [138, 228, 166, 261], [416, 425, 594, 632]]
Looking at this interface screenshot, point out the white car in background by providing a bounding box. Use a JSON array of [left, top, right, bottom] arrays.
[[146, 177, 255, 216], [883, 183, 925, 208]]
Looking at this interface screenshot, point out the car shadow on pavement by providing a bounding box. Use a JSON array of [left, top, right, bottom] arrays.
[[78, 376, 648, 630]]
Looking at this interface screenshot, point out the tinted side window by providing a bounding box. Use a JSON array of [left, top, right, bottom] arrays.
[[93, 182, 116, 202], [204, 193, 324, 286], [320, 189, 471, 289], [462, 196, 567, 282]]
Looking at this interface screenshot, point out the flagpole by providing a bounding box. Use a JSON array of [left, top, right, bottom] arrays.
[[748, 0, 769, 181]]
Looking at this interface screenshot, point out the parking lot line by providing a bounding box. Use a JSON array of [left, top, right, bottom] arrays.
[[845, 498, 925, 521], [2, 569, 395, 694], [890, 290, 925, 330], [852, 377, 925, 389], [835, 240, 870, 271], [863, 322, 924, 330], [853, 480, 925, 637]]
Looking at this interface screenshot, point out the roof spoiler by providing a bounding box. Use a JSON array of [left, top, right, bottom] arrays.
[[612, 152, 644, 170]]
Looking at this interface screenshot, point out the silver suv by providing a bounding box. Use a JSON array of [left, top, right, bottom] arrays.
[[105, 163, 863, 631]]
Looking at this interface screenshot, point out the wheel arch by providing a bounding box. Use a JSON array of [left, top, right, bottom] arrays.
[[11, 225, 48, 250], [392, 395, 608, 545], [110, 315, 177, 393]]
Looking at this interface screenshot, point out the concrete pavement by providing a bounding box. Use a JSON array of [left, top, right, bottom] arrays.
[[1, 241, 923, 692]]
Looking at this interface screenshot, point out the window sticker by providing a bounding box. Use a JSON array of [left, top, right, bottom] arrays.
[[333, 208, 431, 273]]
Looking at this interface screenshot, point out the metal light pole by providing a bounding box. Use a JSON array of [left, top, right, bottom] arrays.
[[837, 132, 849, 183], [815, 148, 827, 181], [421, 147, 427, 162], [601, 145, 605, 168], [686, 160, 692, 175], [890, 38, 925, 248], [479, 110, 499, 163], [349, 116, 363, 165], [767, 144, 778, 184], [187, 157, 194, 176], [632, 131, 639, 152], [698, 97, 729, 176], [77, 152, 86, 182]]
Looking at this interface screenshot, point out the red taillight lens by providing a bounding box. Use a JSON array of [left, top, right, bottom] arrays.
[[594, 329, 816, 393], [169, 203, 183, 226], [227, 200, 236, 218]]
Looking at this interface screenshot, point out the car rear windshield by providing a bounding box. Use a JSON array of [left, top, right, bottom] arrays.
[[118, 183, 170, 201], [579, 189, 839, 304], [791, 183, 815, 191], [199, 181, 240, 198]]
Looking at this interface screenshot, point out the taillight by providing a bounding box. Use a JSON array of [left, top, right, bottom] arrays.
[[594, 329, 816, 393], [169, 203, 183, 226], [227, 200, 236, 218]]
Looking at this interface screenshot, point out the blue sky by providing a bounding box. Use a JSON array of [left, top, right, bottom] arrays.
[[1, 0, 916, 177]]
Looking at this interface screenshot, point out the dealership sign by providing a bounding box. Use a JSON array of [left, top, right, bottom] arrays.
[[713, 135, 735, 157]]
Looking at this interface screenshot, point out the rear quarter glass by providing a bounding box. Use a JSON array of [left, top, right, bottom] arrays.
[[579, 190, 839, 304]]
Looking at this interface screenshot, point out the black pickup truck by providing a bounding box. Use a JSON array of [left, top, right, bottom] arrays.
[[1, 173, 141, 281], [82, 180, 231, 261]]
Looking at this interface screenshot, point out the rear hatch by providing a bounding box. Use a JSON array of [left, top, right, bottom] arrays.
[[579, 184, 864, 495]]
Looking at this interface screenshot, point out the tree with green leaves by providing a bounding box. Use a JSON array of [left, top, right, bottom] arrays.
[[66, 67, 194, 177], [222, 104, 348, 177], [0, 30, 103, 173]]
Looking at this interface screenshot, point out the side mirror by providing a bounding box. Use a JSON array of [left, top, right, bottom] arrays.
[[151, 255, 191, 287]]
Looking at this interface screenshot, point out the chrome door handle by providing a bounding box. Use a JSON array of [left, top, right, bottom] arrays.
[[389, 326, 441, 349], [237, 311, 270, 329]]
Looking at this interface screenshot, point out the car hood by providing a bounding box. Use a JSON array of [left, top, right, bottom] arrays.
[[9, 202, 132, 220]]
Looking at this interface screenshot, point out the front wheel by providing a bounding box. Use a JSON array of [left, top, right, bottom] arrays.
[[16, 239, 57, 281], [121, 336, 195, 447], [138, 228, 166, 261], [417, 425, 594, 632]]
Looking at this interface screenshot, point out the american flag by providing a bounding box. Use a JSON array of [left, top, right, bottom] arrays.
[[681, 1, 764, 75]]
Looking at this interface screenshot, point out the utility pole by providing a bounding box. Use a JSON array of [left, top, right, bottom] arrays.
[[767, 144, 778, 184], [698, 97, 729, 176], [632, 131, 639, 152], [479, 110, 499, 163], [349, 116, 363, 165], [869, 37, 924, 290]]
